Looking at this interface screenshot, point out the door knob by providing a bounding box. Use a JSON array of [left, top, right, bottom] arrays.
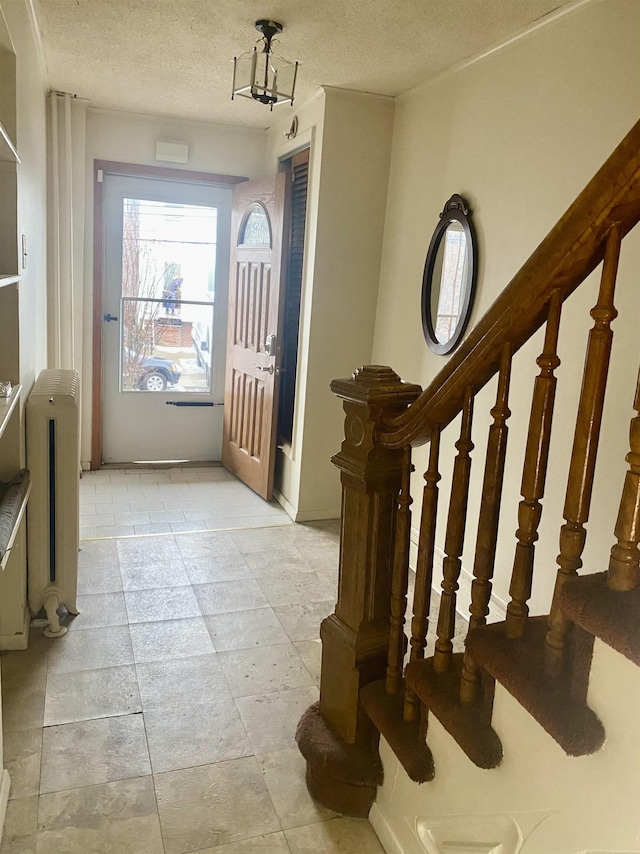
[[104, 313, 118, 322], [256, 365, 274, 375]]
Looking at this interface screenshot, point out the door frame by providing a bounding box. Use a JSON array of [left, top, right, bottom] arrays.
[[90, 160, 247, 470]]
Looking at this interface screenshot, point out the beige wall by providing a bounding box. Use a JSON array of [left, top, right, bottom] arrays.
[[373, 0, 640, 617], [267, 88, 395, 520], [79, 108, 267, 466], [0, 0, 47, 830], [2, 0, 47, 391], [371, 0, 640, 846]]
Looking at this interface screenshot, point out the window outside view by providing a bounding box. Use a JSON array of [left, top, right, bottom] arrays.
[[119, 198, 217, 393]]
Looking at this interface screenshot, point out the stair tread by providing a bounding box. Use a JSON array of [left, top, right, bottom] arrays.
[[562, 571, 640, 667], [466, 616, 605, 756], [405, 653, 503, 769], [361, 679, 434, 783]]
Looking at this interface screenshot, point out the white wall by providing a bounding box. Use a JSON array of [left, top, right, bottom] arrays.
[[266, 88, 395, 520], [372, 0, 640, 618], [372, 638, 640, 854], [80, 108, 267, 465]]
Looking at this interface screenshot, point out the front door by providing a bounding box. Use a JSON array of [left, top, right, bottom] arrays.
[[101, 174, 232, 463], [222, 173, 287, 499]]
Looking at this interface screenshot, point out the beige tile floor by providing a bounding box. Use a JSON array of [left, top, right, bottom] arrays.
[[0, 467, 388, 854]]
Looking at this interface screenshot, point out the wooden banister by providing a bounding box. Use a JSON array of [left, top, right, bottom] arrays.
[[607, 367, 640, 592], [460, 344, 512, 702], [300, 119, 640, 814], [433, 388, 475, 672], [404, 426, 441, 722], [505, 290, 562, 640], [379, 119, 640, 449], [545, 222, 622, 674], [386, 447, 413, 694]]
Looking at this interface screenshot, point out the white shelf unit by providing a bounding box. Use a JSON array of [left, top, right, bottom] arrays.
[[0, 383, 20, 440], [0, 121, 18, 164], [0, 474, 31, 572], [0, 278, 29, 651]]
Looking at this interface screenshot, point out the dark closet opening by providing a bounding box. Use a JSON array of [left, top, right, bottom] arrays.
[[278, 147, 309, 445]]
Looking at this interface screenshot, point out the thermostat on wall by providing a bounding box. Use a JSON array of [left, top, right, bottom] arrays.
[[155, 139, 189, 164]]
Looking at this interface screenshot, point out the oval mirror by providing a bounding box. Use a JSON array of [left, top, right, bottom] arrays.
[[421, 194, 477, 355]]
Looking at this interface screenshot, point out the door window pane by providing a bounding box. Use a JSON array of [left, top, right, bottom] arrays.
[[119, 198, 217, 393], [120, 298, 214, 393], [240, 205, 271, 246]]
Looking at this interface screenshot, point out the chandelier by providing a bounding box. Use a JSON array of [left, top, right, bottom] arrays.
[[231, 20, 298, 110]]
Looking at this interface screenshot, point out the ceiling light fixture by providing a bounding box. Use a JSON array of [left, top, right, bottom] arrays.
[[231, 19, 298, 110]]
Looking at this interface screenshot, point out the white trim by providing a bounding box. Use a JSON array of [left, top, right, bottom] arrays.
[[369, 803, 408, 854], [23, 0, 49, 87], [399, 0, 597, 104], [273, 488, 339, 523], [322, 85, 395, 105], [293, 508, 340, 523], [0, 769, 11, 847], [273, 488, 296, 521]]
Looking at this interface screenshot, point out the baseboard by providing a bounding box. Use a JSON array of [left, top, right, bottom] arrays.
[[369, 803, 408, 854], [0, 769, 11, 848], [293, 508, 341, 523], [272, 490, 296, 521], [272, 490, 340, 523]]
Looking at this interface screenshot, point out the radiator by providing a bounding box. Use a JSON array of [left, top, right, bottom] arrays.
[[26, 369, 80, 638]]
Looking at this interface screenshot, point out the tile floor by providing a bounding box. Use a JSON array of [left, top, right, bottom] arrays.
[[0, 467, 388, 853]]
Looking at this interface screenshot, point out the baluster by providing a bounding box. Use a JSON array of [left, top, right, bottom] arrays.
[[607, 366, 640, 592], [433, 389, 474, 673], [545, 224, 621, 674], [506, 290, 562, 639], [404, 427, 441, 722], [386, 447, 413, 694], [460, 345, 512, 702]]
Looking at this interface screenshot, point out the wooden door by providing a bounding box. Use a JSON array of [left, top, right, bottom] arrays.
[[222, 173, 288, 499]]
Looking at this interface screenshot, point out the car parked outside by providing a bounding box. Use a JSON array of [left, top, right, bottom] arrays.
[[192, 321, 212, 385], [137, 356, 181, 391]]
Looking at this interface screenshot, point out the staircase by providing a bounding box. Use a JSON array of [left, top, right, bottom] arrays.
[[296, 118, 640, 852]]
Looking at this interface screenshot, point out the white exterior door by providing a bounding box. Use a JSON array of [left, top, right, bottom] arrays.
[[101, 174, 232, 463]]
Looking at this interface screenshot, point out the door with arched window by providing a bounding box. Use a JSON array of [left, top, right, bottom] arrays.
[[222, 173, 287, 499]]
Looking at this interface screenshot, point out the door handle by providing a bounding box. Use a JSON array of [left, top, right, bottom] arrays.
[[104, 313, 118, 322], [256, 365, 274, 375], [264, 334, 277, 357]]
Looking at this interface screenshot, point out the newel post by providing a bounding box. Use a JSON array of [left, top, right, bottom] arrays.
[[322, 365, 421, 739], [296, 365, 421, 817]]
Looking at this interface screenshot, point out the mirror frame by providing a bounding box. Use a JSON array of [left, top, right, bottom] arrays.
[[421, 193, 478, 355]]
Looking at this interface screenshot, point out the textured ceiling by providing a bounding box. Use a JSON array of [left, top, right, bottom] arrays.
[[33, 0, 575, 129]]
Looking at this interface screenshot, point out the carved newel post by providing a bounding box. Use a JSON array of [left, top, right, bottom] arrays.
[[296, 365, 421, 817]]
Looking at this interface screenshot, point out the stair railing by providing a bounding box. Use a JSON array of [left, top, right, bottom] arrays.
[[299, 119, 640, 811]]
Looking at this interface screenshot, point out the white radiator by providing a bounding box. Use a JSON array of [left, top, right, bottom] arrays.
[[26, 369, 80, 637]]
